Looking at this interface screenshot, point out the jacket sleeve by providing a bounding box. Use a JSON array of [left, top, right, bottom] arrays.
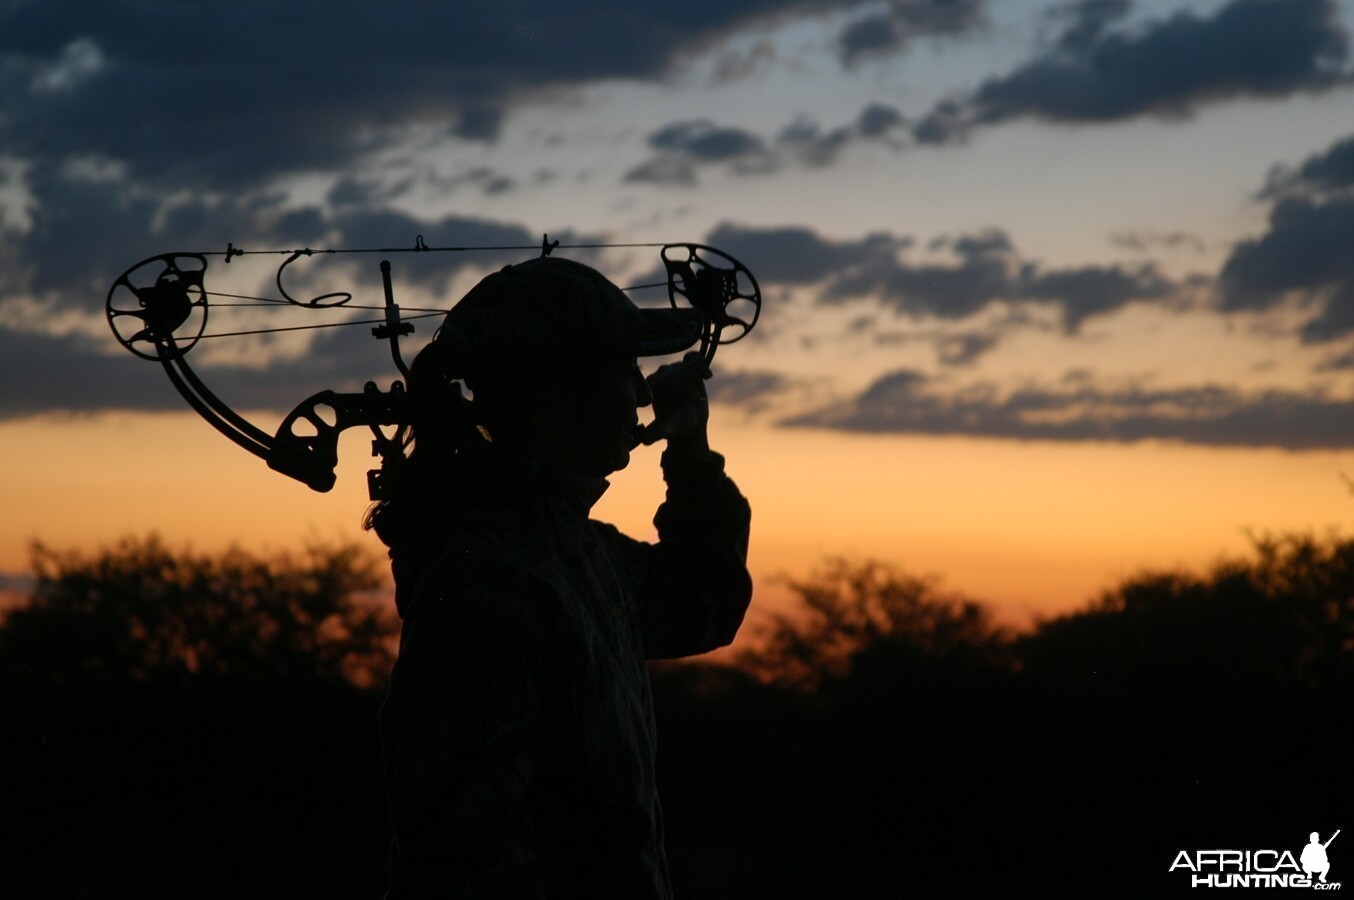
[[612, 447, 753, 659], [380, 571, 550, 900]]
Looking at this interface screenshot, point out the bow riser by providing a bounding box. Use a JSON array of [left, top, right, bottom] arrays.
[[269, 384, 408, 493]]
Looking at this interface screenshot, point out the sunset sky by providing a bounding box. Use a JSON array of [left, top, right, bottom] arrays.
[[4, 0, 1354, 626]]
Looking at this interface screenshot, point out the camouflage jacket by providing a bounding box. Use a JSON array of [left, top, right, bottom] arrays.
[[380, 450, 752, 899]]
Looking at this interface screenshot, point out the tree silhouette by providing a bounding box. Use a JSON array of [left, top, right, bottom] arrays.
[[1021, 531, 1353, 693], [0, 533, 395, 687], [0, 535, 397, 899], [1007, 533, 1354, 893], [741, 557, 1012, 690], [700, 541, 1354, 897]]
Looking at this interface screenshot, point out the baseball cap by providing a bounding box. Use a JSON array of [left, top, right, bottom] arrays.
[[437, 257, 702, 364]]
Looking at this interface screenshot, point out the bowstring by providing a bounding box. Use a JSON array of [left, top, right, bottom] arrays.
[[205, 289, 449, 313], [191, 311, 447, 341], [210, 240, 671, 258], [188, 281, 671, 340]]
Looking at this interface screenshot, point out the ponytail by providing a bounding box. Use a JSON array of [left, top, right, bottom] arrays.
[[363, 327, 489, 551]]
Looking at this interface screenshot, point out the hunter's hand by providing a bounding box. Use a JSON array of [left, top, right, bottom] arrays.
[[637, 353, 711, 456]]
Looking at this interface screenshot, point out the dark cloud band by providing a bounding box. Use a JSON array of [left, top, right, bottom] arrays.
[[1220, 130, 1354, 342], [786, 368, 1354, 450], [625, 105, 907, 185], [0, 0, 903, 192], [913, 0, 1349, 144], [708, 222, 1175, 330]]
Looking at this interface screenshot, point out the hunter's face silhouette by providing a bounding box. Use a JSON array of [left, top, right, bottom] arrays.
[[548, 353, 653, 478]]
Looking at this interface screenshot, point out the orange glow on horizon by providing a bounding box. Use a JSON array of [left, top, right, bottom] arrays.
[[3, 409, 1351, 628]]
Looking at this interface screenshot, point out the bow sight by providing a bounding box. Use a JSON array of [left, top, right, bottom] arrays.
[[106, 236, 761, 499]]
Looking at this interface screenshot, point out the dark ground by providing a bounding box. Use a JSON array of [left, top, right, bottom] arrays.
[[2, 536, 1349, 898]]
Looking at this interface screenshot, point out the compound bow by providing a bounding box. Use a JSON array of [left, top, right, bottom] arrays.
[[106, 236, 761, 499]]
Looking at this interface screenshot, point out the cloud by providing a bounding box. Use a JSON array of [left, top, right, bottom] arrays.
[[1259, 133, 1354, 199], [0, 161, 571, 308], [864, 239, 1177, 333], [0, 199, 617, 425], [1219, 197, 1354, 337], [0, 2, 940, 322], [2, 293, 361, 409], [0, 163, 327, 305], [712, 38, 780, 82], [707, 222, 1173, 330], [626, 104, 907, 184], [649, 120, 770, 163], [0, 1, 929, 324], [0, 1, 901, 194], [1220, 131, 1354, 342], [777, 103, 907, 166], [329, 167, 517, 204], [826, 230, 1017, 317], [836, 0, 987, 65], [785, 368, 1354, 449], [913, 0, 1348, 144], [1109, 229, 1209, 254], [937, 331, 1000, 366], [704, 222, 909, 285], [1020, 263, 1175, 330], [1049, 0, 1132, 53], [625, 120, 774, 185], [623, 156, 702, 189], [1316, 345, 1354, 371], [0, 302, 410, 423], [705, 368, 791, 413], [0, 326, 179, 419], [0, 182, 606, 423]]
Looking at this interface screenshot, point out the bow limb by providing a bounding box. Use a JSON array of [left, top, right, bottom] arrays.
[[162, 352, 409, 494], [161, 340, 275, 458], [107, 252, 409, 495], [107, 252, 275, 458], [159, 343, 409, 495]]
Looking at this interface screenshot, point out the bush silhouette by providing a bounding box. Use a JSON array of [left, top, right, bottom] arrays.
[[741, 557, 1013, 691], [0, 534, 395, 687], [0, 535, 397, 899], [662, 542, 1352, 897]]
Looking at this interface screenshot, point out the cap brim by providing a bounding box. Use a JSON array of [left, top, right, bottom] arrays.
[[634, 307, 703, 356]]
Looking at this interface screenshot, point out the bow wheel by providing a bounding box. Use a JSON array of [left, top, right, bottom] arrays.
[[662, 244, 761, 360], [106, 253, 209, 360]]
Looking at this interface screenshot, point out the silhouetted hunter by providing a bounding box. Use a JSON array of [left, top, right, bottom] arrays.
[[1302, 831, 1337, 883], [365, 257, 753, 898]]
